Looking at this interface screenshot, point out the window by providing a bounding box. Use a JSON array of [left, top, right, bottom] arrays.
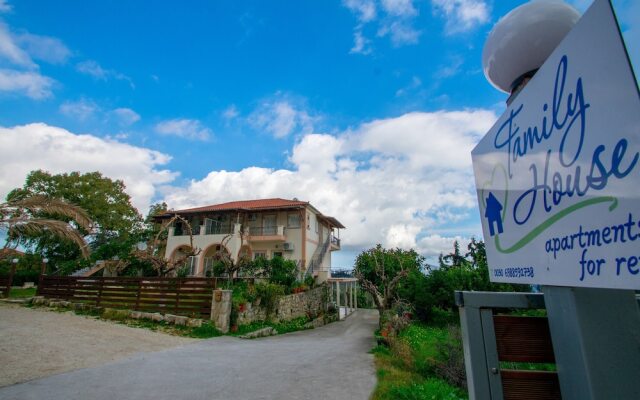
[[288, 213, 300, 228], [307, 214, 310, 230], [254, 251, 266, 260], [273, 251, 283, 258], [187, 256, 197, 276]]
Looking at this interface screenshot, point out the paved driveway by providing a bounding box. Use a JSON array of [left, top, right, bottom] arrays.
[[0, 309, 378, 400]]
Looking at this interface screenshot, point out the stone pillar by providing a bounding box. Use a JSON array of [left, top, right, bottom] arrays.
[[211, 289, 232, 333]]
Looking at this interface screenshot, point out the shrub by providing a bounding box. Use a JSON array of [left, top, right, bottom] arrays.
[[267, 257, 297, 290], [11, 270, 40, 287], [434, 325, 466, 389], [254, 282, 285, 318], [388, 378, 466, 400]]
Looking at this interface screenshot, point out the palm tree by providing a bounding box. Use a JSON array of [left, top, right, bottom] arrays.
[[0, 195, 92, 257]]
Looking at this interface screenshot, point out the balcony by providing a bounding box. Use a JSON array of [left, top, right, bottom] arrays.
[[173, 225, 200, 236], [248, 225, 286, 242], [330, 235, 341, 250], [205, 223, 233, 235]]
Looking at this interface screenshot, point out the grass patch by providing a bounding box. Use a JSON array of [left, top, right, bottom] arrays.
[[231, 316, 312, 336], [372, 340, 466, 400], [371, 319, 468, 400], [8, 287, 37, 298]]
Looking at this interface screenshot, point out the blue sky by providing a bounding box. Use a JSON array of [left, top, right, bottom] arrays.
[[0, 0, 637, 267]]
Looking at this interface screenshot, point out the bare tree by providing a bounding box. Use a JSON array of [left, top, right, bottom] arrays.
[[213, 222, 252, 277], [354, 246, 411, 328], [124, 214, 201, 277]]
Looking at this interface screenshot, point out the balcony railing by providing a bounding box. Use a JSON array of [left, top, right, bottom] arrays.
[[249, 226, 279, 236], [331, 235, 341, 247], [205, 223, 233, 235], [173, 225, 200, 236]]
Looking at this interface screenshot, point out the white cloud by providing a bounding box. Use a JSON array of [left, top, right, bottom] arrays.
[[76, 60, 134, 88], [343, 0, 421, 50], [155, 118, 212, 141], [418, 234, 470, 258], [0, 123, 177, 214], [377, 21, 421, 46], [59, 99, 99, 121], [17, 33, 71, 65], [248, 95, 316, 138], [381, 0, 417, 17], [0, 22, 71, 67], [350, 30, 373, 55], [343, 0, 377, 23], [395, 76, 422, 97], [222, 105, 239, 120], [432, 0, 490, 34], [163, 109, 495, 257], [0, 21, 67, 99], [434, 55, 464, 78], [0, 69, 54, 99], [0, 22, 35, 68], [111, 108, 140, 126], [0, 0, 11, 13]]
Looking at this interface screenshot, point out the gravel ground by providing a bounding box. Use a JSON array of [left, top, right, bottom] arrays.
[[0, 303, 195, 387], [0, 309, 378, 400]]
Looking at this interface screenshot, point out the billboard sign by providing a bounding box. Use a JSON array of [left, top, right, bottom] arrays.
[[472, 0, 640, 289]]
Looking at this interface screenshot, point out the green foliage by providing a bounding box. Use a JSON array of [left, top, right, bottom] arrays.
[[9, 287, 37, 298], [232, 316, 311, 336], [303, 274, 316, 288], [391, 239, 530, 323], [189, 322, 223, 338], [372, 320, 468, 400], [264, 257, 298, 290], [354, 244, 424, 294], [7, 170, 145, 273], [255, 282, 285, 318], [388, 379, 466, 400]]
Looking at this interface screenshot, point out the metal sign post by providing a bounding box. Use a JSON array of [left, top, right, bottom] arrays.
[[471, 0, 640, 398]]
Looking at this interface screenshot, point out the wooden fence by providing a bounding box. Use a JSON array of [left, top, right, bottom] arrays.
[[0, 276, 12, 297], [37, 276, 218, 318]]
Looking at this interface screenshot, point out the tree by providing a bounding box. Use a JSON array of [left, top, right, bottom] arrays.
[[0, 195, 92, 257], [6, 170, 143, 270], [354, 245, 424, 328], [123, 214, 201, 276]]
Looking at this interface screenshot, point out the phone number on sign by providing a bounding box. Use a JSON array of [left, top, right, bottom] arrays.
[[492, 266, 535, 278]]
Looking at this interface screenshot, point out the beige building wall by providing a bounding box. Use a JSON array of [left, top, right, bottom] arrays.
[[163, 204, 337, 281]]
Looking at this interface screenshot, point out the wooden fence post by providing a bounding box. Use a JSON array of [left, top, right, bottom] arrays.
[[135, 278, 142, 310], [4, 263, 16, 297], [96, 278, 104, 307], [175, 278, 182, 313]]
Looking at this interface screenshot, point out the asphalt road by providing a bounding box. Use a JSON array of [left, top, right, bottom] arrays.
[[0, 309, 378, 400]]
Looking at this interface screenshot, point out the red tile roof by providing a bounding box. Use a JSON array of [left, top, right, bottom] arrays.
[[162, 198, 345, 228], [168, 198, 310, 214]]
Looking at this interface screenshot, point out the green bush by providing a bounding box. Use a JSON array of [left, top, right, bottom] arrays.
[[388, 378, 466, 400], [255, 282, 285, 318], [267, 257, 297, 290], [10, 270, 41, 287]]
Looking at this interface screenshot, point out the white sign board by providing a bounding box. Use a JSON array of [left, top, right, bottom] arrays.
[[472, 0, 640, 289]]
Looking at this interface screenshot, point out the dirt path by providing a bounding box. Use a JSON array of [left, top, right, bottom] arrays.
[[0, 303, 195, 387]]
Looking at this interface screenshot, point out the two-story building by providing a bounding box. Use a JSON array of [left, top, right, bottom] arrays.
[[158, 198, 344, 282]]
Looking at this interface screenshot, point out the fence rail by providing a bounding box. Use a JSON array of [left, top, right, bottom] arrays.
[[37, 276, 218, 318], [0, 276, 11, 297]]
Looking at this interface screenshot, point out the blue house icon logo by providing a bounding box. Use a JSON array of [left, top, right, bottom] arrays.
[[485, 192, 504, 236]]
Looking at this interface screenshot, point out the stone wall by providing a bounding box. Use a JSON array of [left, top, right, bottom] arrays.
[[237, 284, 327, 325]]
